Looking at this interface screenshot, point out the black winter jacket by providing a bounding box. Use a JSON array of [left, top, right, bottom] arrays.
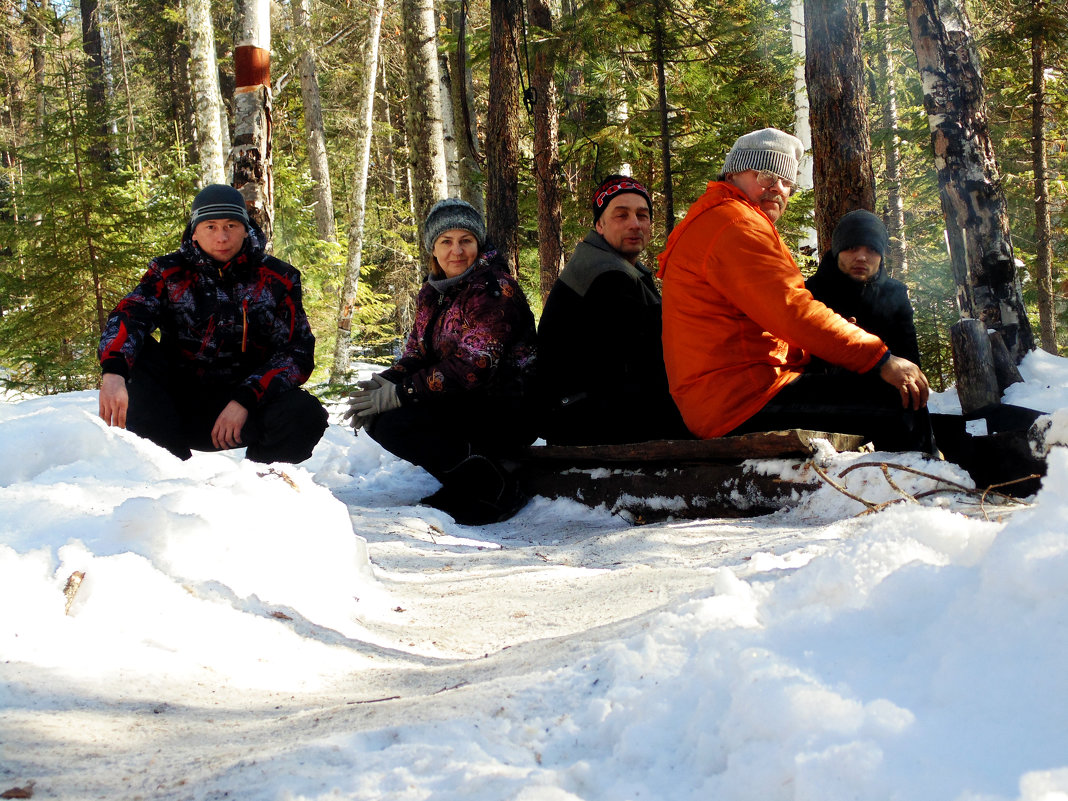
[[536, 230, 689, 444], [98, 224, 316, 410], [805, 251, 921, 367]]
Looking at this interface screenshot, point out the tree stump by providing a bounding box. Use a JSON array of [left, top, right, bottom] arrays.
[[951, 319, 1000, 415]]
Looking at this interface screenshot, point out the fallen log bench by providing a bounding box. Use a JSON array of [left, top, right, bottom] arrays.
[[517, 429, 867, 522]]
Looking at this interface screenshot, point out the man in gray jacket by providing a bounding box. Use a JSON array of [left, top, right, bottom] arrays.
[[537, 175, 689, 445]]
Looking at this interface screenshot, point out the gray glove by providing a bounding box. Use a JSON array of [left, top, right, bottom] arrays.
[[345, 374, 401, 426]]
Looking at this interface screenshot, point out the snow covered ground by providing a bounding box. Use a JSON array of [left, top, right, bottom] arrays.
[[3, 352, 1068, 801]]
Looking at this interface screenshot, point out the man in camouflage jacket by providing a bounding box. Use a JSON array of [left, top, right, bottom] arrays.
[[98, 184, 327, 463]]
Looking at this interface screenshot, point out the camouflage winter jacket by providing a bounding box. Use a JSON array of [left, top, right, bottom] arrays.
[[382, 252, 537, 402], [98, 224, 316, 410]]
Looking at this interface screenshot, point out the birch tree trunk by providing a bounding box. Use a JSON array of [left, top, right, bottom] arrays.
[[487, 0, 523, 267], [902, 0, 1035, 362], [232, 0, 273, 240], [439, 53, 462, 197], [1030, 0, 1057, 353], [528, 0, 564, 301], [401, 0, 449, 245], [445, 0, 484, 215], [293, 0, 337, 242], [330, 0, 385, 383], [186, 0, 226, 186], [790, 0, 817, 255], [805, 0, 875, 253]]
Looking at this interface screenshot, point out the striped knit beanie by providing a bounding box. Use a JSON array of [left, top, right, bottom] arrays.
[[722, 128, 805, 185], [190, 184, 250, 229], [423, 198, 486, 254]]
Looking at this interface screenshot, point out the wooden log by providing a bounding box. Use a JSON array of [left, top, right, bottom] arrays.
[[950, 319, 1000, 415], [525, 429, 866, 465], [517, 461, 818, 522], [517, 429, 865, 522]]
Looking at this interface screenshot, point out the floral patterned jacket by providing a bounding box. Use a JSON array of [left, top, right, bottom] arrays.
[[382, 252, 537, 403], [98, 224, 316, 410]]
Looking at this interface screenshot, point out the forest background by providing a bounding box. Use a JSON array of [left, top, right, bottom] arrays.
[[1, 0, 1066, 398]]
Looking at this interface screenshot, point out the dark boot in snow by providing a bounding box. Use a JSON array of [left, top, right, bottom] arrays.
[[420, 454, 528, 525]]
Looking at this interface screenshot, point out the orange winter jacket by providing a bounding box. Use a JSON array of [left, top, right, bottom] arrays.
[[657, 181, 888, 439]]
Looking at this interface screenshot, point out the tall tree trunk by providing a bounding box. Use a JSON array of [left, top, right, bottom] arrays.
[[445, 0, 484, 215], [804, 0, 875, 254], [401, 0, 449, 246], [486, 0, 522, 268], [232, 0, 273, 240], [903, 0, 1035, 362], [186, 0, 226, 186], [873, 0, 907, 277], [293, 0, 337, 242], [528, 0, 564, 301], [790, 0, 817, 256], [439, 52, 462, 197], [1031, 0, 1056, 353], [330, 0, 386, 383], [375, 52, 400, 200], [80, 0, 110, 169], [653, 1, 675, 234]]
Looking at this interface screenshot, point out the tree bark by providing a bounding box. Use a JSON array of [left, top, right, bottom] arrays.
[[401, 0, 449, 245], [186, 0, 227, 186], [902, 0, 1035, 362], [80, 0, 110, 168], [805, 0, 875, 254], [330, 0, 386, 383], [528, 0, 564, 301], [232, 0, 273, 241], [486, 0, 522, 268], [1030, 0, 1056, 353], [293, 0, 337, 242]]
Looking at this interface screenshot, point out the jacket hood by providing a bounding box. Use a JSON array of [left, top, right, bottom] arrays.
[[657, 180, 758, 278]]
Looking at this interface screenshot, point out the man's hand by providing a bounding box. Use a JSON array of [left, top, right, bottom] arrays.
[[212, 401, 249, 449], [99, 373, 129, 428], [879, 355, 930, 410]]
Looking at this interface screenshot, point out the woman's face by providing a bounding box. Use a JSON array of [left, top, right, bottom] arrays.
[[433, 228, 479, 278]]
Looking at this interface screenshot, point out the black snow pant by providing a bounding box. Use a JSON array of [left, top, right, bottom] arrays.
[[728, 368, 937, 454], [364, 393, 537, 524], [126, 338, 329, 464]]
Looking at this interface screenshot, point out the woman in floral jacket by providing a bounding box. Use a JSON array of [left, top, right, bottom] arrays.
[[346, 198, 537, 525]]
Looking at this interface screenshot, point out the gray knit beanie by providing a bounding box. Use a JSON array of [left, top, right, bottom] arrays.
[[423, 198, 486, 254], [722, 128, 805, 184], [190, 184, 250, 229]]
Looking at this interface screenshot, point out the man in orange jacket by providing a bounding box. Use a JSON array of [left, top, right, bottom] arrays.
[[658, 128, 933, 452]]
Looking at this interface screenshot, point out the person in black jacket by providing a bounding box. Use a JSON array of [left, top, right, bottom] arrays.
[[98, 184, 328, 463], [806, 209, 922, 369], [536, 175, 689, 445]]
